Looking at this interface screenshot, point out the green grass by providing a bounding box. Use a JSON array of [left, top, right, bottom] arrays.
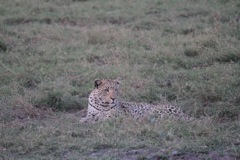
[[0, 0, 240, 159]]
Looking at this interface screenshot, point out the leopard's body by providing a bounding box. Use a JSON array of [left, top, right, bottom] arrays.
[[80, 77, 192, 123]]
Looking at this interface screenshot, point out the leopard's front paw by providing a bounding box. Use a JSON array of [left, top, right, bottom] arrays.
[[79, 117, 89, 123]]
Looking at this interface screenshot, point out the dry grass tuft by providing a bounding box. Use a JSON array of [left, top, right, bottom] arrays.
[[14, 96, 52, 120]]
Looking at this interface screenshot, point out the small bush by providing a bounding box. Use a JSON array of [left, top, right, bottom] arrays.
[[34, 91, 84, 111], [184, 49, 199, 57], [0, 40, 7, 52], [202, 40, 218, 49], [215, 52, 240, 63], [181, 28, 194, 35], [217, 109, 239, 122], [46, 91, 63, 110], [20, 77, 41, 89], [87, 28, 114, 45]]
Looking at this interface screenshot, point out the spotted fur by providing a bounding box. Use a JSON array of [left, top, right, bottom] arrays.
[[80, 77, 192, 123]]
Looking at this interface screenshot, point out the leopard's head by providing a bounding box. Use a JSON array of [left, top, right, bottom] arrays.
[[88, 77, 122, 111]]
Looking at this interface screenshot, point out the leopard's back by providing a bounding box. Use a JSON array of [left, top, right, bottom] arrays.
[[120, 102, 192, 121]]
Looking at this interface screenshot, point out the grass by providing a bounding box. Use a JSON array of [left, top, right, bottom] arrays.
[[0, 0, 240, 159]]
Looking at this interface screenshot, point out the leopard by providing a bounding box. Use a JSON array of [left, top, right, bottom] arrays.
[[80, 77, 192, 123]]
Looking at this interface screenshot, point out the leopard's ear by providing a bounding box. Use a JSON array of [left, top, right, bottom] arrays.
[[114, 77, 122, 84], [94, 79, 102, 89]]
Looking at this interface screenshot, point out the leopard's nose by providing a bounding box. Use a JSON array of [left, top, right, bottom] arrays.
[[111, 97, 116, 101]]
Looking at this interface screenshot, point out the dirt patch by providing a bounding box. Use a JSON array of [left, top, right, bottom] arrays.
[[97, 16, 133, 25], [4, 18, 52, 25], [177, 10, 209, 18], [4, 16, 134, 27], [85, 148, 238, 160], [133, 21, 159, 31], [145, 10, 163, 16], [4, 17, 93, 27], [173, 151, 238, 160]]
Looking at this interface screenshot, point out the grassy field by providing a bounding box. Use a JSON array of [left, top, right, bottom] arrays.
[[0, 0, 240, 159]]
